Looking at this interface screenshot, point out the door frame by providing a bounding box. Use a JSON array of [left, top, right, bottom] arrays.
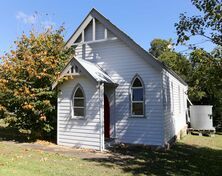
[[104, 94, 110, 139]]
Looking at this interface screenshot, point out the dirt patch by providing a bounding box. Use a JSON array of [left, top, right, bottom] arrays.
[[1, 141, 113, 159], [34, 139, 56, 146]]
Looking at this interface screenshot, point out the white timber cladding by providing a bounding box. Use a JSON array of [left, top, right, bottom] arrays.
[[57, 77, 102, 150], [162, 70, 188, 143], [74, 19, 164, 146], [95, 19, 105, 40], [57, 9, 188, 150], [84, 21, 93, 41]]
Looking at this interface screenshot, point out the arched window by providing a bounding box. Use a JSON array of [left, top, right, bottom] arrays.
[[73, 85, 85, 118], [131, 75, 145, 117]]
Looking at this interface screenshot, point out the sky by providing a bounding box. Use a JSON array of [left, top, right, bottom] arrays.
[[0, 0, 216, 56]]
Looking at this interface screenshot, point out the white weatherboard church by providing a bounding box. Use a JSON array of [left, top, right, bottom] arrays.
[[53, 9, 188, 150]]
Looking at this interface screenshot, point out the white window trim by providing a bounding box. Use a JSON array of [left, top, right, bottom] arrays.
[[130, 75, 145, 118], [71, 84, 85, 119]]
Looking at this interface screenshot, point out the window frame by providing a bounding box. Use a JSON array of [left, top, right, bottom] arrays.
[[130, 75, 145, 118], [72, 84, 85, 119]]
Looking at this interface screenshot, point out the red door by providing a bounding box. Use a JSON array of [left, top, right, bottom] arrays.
[[104, 95, 110, 139]]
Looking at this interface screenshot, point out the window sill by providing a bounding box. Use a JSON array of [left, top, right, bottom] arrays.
[[129, 115, 146, 118], [70, 116, 85, 120]]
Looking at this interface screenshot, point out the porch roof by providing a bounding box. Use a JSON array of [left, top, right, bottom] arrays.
[[52, 57, 115, 89], [76, 58, 114, 84]]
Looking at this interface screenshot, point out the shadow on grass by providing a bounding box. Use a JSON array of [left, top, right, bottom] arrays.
[[85, 143, 222, 176]]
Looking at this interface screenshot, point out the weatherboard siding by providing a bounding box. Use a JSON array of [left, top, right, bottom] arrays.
[[60, 17, 188, 148], [162, 70, 188, 143], [57, 77, 102, 150], [75, 34, 164, 146], [95, 20, 105, 40]]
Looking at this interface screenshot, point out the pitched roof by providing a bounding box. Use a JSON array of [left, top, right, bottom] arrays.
[[66, 8, 187, 86], [52, 57, 115, 89], [76, 58, 114, 83]]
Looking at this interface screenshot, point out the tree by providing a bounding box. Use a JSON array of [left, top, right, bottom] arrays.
[[0, 27, 73, 138], [159, 51, 192, 81], [211, 46, 222, 58], [175, 0, 222, 46], [149, 39, 172, 58], [149, 39, 192, 81], [175, 0, 222, 128], [149, 38, 222, 127], [189, 48, 222, 126]]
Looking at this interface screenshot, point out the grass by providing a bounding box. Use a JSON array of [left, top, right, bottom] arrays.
[[89, 135, 222, 176], [0, 142, 128, 176], [0, 119, 222, 176]]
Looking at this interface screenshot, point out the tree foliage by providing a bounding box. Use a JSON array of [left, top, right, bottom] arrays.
[[149, 39, 172, 58], [174, 0, 222, 127], [149, 38, 222, 127], [149, 38, 192, 81], [188, 48, 222, 126], [175, 0, 222, 46], [0, 28, 73, 138]]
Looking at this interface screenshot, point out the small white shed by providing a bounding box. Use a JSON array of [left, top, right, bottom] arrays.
[[53, 9, 188, 150]]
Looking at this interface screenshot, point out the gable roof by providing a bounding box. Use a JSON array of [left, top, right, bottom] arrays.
[[76, 58, 114, 83], [66, 8, 187, 86], [52, 57, 115, 89]]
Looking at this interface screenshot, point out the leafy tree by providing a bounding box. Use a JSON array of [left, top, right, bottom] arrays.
[[149, 39, 172, 58], [149, 38, 222, 127], [159, 51, 192, 81], [0, 27, 73, 138], [188, 49, 220, 101], [174, 0, 222, 128], [175, 0, 222, 46], [211, 46, 222, 58], [188, 48, 222, 126], [149, 39, 192, 81]]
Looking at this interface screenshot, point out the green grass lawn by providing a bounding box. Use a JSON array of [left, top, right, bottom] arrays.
[[0, 142, 127, 176], [0, 120, 222, 176]]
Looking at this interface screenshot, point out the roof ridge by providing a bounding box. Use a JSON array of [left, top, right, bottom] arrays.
[[90, 9, 187, 85], [66, 8, 187, 86]]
